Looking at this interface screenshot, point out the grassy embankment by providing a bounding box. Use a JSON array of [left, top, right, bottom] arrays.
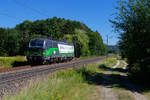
[[5, 57, 149, 100], [3, 58, 117, 100], [0, 56, 27, 68]]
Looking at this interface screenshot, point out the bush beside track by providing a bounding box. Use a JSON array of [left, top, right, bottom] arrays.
[[0, 56, 27, 68]]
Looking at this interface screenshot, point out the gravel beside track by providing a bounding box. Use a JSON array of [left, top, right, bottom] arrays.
[[0, 56, 106, 99]]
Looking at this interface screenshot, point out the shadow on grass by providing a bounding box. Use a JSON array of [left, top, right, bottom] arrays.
[[12, 61, 48, 67], [79, 64, 150, 94], [12, 61, 30, 67]]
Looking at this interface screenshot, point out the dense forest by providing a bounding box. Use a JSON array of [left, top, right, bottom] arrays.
[[0, 17, 107, 57], [111, 0, 150, 84]]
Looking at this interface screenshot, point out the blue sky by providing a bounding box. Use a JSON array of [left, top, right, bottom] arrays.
[[0, 0, 119, 45]]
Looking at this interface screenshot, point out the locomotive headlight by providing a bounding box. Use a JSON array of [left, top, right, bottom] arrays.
[[53, 50, 56, 54], [43, 52, 46, 55]]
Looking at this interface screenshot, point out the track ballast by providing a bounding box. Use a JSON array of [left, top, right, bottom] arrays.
[[0, 56, 106, 99]]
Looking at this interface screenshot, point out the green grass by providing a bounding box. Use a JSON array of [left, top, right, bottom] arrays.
[[101, 57, 117, 68], [0, 56, 27, 68], [119, 60, 125, 68], [3, 67, 98, 100], [3, 57, 117, 100], [4, 57, 136, 100]]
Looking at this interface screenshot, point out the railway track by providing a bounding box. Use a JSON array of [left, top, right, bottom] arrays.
[[0, 56, 106, 99]]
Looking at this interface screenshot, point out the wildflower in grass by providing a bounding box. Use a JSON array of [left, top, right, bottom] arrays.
[[68, 68, 73, 70], [56, 94, 63, 100], [60, 69, 66, 73], [43, 91, 49, 97]]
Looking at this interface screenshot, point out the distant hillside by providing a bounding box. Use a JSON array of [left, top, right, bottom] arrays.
[[107, 45, 120, 54]]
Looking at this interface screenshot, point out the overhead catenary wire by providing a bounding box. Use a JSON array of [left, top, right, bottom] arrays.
[[12, 0, 49, 18], [0, 12, 23, 23], [0, 12, 18, 21]]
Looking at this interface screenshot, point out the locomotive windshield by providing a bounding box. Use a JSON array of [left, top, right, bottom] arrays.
[[29, 39, 44, 48]]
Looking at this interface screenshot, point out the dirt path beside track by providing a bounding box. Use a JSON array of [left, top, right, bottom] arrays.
[[96, 60, 148, 100]]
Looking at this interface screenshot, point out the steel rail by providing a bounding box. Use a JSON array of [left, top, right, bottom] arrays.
[[0, 56, 106, 98]]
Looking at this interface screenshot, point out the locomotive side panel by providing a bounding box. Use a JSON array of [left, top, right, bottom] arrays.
[[27, 38, 75, 64], [58, 43, 74, 56]]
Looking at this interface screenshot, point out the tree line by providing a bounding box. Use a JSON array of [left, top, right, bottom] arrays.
[[111, 0, 150, 84], [0, 17, 107, 57]]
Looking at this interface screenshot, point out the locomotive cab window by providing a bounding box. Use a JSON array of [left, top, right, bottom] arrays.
[[53, 41, 58, 48], [46, 40, 52, 49], [29, 39, 44, 48]]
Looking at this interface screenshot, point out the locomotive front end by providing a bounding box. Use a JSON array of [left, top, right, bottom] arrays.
[[27, 38, 46, 64]]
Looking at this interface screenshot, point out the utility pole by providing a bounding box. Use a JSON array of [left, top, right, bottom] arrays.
[[105, 35, 114, 63], [107, 35, 108, 48], [106, 35, 109, 62]]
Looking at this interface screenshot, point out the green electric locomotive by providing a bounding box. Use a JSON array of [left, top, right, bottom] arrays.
[[27, 38, 74, 64]]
